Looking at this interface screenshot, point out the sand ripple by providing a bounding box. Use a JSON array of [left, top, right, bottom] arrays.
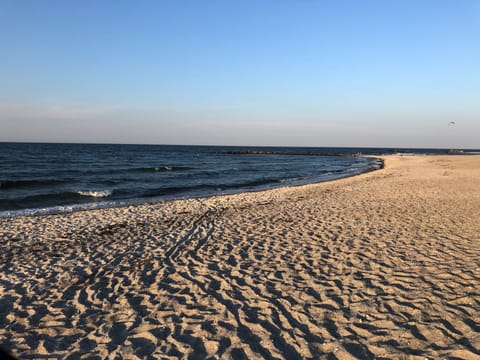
[[1, 155, 479, 359]]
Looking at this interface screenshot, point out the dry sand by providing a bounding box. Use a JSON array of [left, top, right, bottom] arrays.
[[1, 155, 479, 359]]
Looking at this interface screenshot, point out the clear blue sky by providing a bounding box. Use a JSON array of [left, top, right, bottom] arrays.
[[1, 0, 479, 147]]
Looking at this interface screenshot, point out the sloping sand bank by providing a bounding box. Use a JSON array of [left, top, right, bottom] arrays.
[[1, 155, 479, 359]]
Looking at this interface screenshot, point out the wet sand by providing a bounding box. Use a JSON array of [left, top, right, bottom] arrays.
[[1, 155, 479, 359]]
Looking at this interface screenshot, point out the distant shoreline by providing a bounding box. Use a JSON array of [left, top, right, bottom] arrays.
[[1, 140, 479, 151]]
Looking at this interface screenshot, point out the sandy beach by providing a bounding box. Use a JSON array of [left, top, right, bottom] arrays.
[[1, 155, 479, 359]]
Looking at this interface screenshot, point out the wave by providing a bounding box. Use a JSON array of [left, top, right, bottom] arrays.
[[0, 179, 64, 190], [0, 190, 115, 215], [0, 199, 130, 218], [77, 189, 113, 198]]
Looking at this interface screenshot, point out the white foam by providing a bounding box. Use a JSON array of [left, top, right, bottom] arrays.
[[78, 189, 113, 198]]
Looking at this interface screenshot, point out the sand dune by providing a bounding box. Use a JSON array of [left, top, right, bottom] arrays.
[[1, 155, 479, 359]]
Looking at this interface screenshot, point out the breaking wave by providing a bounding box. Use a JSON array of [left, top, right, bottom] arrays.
[[77, 190, 113, 198]]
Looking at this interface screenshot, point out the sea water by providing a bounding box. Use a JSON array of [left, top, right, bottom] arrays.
[[0, 143, 459, 217]]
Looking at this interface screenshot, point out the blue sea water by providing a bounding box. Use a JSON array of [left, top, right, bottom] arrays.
[[0, 143, 468, 217]]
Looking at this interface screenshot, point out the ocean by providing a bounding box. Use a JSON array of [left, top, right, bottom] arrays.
[[0, 143, 468, 217]]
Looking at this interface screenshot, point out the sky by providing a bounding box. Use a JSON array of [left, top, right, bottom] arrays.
[[1, 0, 479, 148]]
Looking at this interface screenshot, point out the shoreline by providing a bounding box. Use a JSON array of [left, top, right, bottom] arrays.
[[1, 155, 479, 359]]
